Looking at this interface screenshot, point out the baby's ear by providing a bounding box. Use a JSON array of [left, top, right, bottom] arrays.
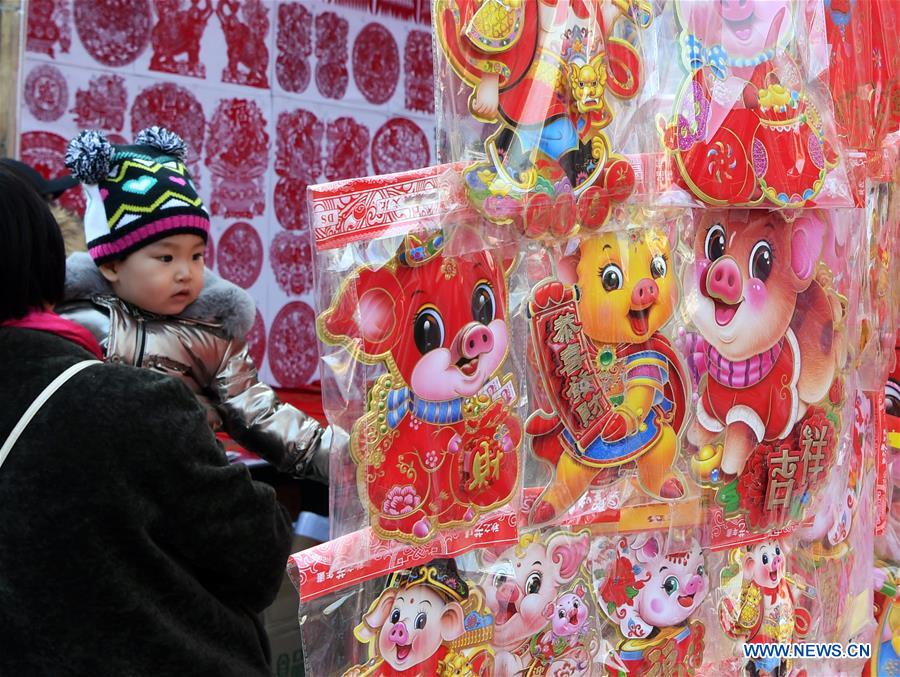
[[98, 261, 120, 283]]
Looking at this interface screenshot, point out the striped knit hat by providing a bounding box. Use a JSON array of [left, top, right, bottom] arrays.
[[65, 127, 209, 264]]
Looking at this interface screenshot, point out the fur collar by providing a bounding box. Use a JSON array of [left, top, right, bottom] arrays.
[[63, 252, 256, 339]]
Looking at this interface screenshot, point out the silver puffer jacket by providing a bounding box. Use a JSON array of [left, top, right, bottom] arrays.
[[58, 253, 329, 482]]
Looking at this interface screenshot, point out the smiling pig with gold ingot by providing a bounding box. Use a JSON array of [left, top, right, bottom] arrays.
[[527, 227, 690, 525]]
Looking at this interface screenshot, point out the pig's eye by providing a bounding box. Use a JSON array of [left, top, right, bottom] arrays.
[[774, 546, 781, 556], [697, 564, 705, 577], [762, 553, 769, 565], [525, 572, 542, 595], [663, 576, 679, 595], [414, 612, 427, 630], [650, 254, 668, 280], [413, 308, 444, 354], [704, 224, 726, 261], [493, 573, 508, 588], [749, 241, 773, 282], [600, 263, 624, 292], [558, 609, 565, 619], [472, 283, 496, 325], [390, 609, 401, 624]]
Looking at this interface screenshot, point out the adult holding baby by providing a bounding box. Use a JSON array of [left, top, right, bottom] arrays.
[[0, 164, 292, 675]]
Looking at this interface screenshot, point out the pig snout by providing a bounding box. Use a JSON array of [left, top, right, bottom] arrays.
[[705, 256, 742, 303], [771, 555, 783, 570], [459, 323, 494, 359], [631, 278, 659, 308], [683, 575, 703, 596], [388, 621, 409, 646], [497, 581, 520, 605], [719, 0, 754, 22]]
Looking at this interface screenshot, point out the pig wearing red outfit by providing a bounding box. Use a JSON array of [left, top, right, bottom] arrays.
[[662, 0, 834, 206], [320, 231, 522, 543], [684, 210, 839, 479]]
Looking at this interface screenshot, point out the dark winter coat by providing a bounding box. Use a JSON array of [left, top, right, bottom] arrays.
[[0, 326, 293, 676]]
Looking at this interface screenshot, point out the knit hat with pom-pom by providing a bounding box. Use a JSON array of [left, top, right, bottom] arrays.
[[65, 126, 209, 264]]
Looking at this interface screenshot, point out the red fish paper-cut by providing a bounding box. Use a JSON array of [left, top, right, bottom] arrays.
[[660, 0, 839, 207], [318, 230, 522, 544], [434, 0, 648, 236]]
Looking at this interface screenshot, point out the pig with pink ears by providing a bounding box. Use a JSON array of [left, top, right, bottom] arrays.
[[595, 532, 708, 675]]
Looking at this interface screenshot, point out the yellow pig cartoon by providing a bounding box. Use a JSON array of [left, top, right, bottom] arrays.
[[527, 229, 690, 525]]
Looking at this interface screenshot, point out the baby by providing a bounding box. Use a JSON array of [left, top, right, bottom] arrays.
[[57, 127, 329, 481]]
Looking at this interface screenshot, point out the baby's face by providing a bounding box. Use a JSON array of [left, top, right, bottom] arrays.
[[100, 233, 206, 316]]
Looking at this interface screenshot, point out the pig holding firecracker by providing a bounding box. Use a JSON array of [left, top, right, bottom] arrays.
[[718, 540, 813, 677], [594, 532, 708, 676], [345, 559, 490, 676], [660, 0, 836, 207], [480, 530, 604, 676], [527, 226, 690, 525], [683, 210, 840, 486], [434, 0, 648, 232], [319, 230, 522, 543]]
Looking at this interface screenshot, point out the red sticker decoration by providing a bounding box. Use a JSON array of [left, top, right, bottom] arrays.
[[204, 231, 215, 270], [24, 64, 68, 123], [20, 131, 85, 215], [315, 11, 349, 100], [276, 2, 313, 93], [274, 179, 310, 232], [269, 230, 314, 297], [217, 0, 270, 89], [149, 0, 214, 78], [205, 98, 270, 219], [324, 117, 370, 181], [371, 117, 429, 175], [318, 229, 522, 543], [27, 0, 71, 58], [73, 0, 151, 67], [218, 222, 263, 289], [404, 29, 434, 114], [72, 74, 127, 132], [269, 301, 318, 387], [352, 22, 399, 105]]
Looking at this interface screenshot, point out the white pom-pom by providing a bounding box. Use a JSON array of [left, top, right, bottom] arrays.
[[135, 126, 187, 161], [65, 130, 114, 184]]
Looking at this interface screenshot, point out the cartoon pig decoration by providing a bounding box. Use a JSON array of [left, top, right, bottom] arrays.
[[347, 560, 470, 676], [684, 210, 840, 480], [480, 530, 593, 677], [596, 533, 708, 675], [319, 230, 522, 543], [661, 0, 835, 206]]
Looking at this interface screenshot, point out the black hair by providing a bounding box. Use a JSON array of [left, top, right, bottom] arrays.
[[0, 166, 66, 322]]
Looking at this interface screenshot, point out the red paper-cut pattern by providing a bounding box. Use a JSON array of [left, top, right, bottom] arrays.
[[72, 74, 127, 132], [24, 64, 68, 123], [404, 30, 434, 114], [27, 0, 71, 58], [274, 178, 310, 232], [149, 0, 214, 78], [324, 117, 370, 181], [371, 117, 429, 175], [374, 0, 417, 22], [204, 231, 215, 270], [276, 2, 313, 94], [217, 0, 270, 89], [131, 82, 206, 189], [315, 12, 349, 100], [269, 230, 314, 297], [273, 108, 322, 230], [353, 23, 399, 105], [246, 309, 266, 368], [205, 98, 270, 219], [218, 221, 263, 289], [269, 301, 317, 387], [20, 131, 85, 215], [276, 109, 323, 183], [73, 0, 151, 67]]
